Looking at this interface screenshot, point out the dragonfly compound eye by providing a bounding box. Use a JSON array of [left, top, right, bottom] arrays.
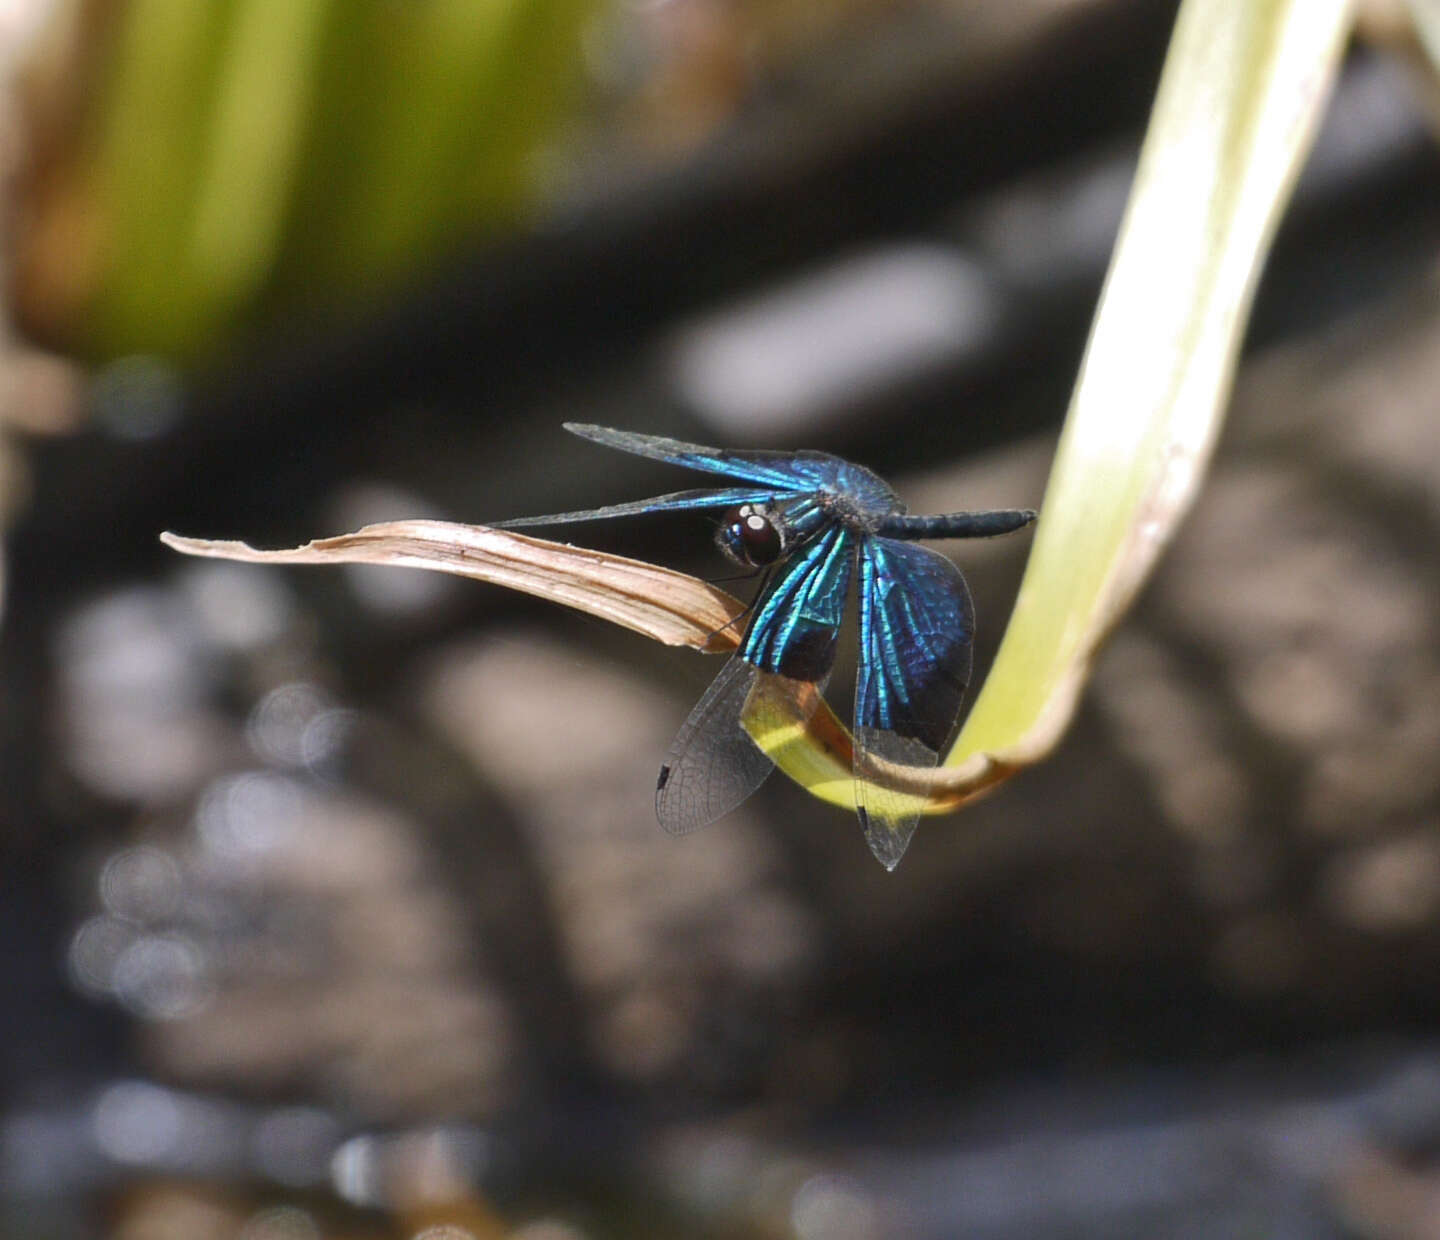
[[718, 504, 785, 566]]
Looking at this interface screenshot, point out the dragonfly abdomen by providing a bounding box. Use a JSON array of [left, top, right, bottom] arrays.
[[876, 509, 1036, 541]]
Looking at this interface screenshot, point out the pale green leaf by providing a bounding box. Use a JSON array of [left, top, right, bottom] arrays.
[[1408, 0, 1440, 68], [750, 0, 1356, 813]]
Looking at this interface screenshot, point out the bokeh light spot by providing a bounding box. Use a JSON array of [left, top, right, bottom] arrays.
[[92, 1082, 182, 1165], [239, 1206, 321, 1240]]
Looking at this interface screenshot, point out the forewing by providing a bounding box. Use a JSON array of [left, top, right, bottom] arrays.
[[656, 658, 774, 834], [854, 537, 975, 868], [565, 423, 850, 491], [496, 486, 782, 529]]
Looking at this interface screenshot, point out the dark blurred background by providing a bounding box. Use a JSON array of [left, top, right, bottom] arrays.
[[2, 0, 1440, 1236]]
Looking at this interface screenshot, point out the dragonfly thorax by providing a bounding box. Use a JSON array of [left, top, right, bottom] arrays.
[[717, 503, 788, 567]]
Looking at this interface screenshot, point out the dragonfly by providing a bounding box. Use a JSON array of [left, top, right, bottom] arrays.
[[500, 424, 1035, 868]]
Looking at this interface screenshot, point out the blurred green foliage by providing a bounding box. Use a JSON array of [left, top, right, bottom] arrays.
[[35, 0, 596, 361]]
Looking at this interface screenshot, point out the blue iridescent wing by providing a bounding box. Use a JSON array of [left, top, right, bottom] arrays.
[[657, 523, 855, 834], [741, 522, 855, 681], [564, 423, 853, 491], [498, 425, 897, 528], [854, 537, 974, 868]]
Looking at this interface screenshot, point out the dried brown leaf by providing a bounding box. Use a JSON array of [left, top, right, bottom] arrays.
[[161, 520, 746, 652]]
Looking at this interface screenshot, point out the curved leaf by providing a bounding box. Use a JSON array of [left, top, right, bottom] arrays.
[[161, 521, 746, 652], [750, 0, 1355, 812]]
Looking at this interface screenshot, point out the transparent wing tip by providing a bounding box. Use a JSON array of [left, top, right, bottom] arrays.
[[654, 660, 774, 836], [854, 727, 933, 870], [857, 807, 919, 871], [654, 762, 700, 836]]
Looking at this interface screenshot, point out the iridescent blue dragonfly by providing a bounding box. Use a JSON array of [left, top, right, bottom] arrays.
[[501, 424, 1035, 868]]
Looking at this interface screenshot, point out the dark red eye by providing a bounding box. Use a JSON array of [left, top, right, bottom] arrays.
[[717, 504, 785, 566]]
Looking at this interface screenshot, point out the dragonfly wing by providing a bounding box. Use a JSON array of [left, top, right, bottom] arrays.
[[853, 727, 934, 870], [658, 523, 855, 834], [496, 486, 784, 528], [656, 658, 774, 834], [854, 537, 975, 868], [565, 423, 851, 491], [741, 523, 855, 681]]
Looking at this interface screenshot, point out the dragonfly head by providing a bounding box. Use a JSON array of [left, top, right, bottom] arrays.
[[717, 502, 788, 567]]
